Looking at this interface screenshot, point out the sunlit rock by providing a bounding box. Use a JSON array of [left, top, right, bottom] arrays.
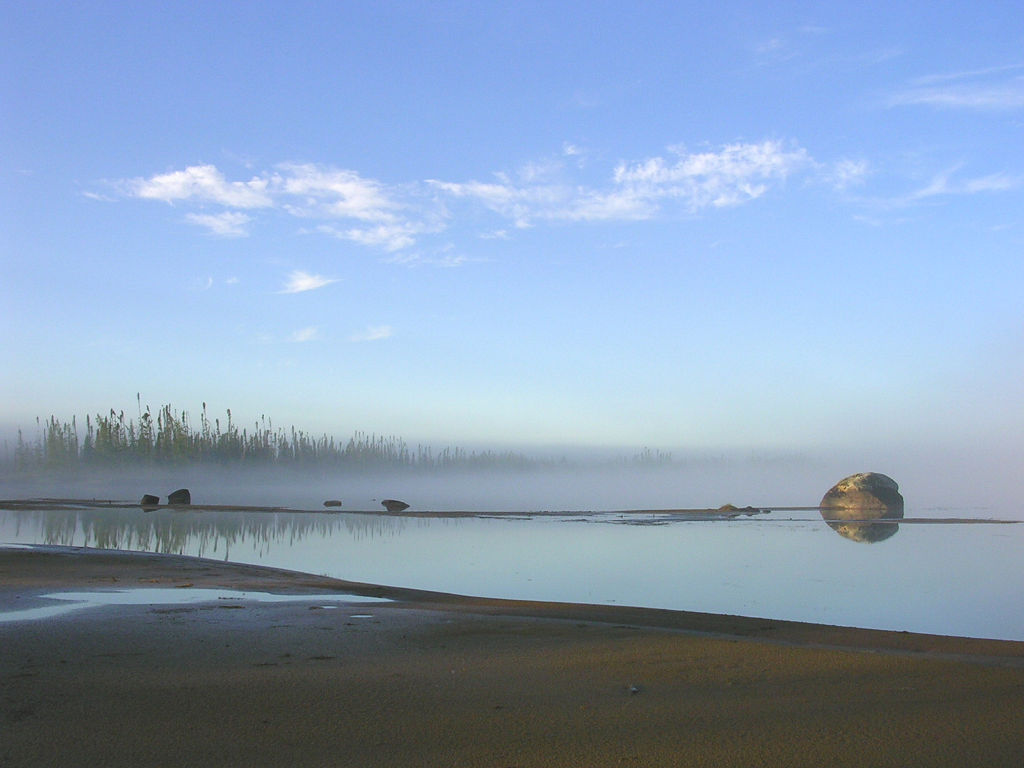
[[717, 504, 764, 517], [381, 499, 410, 513], [167, 488, 191, 505], [820, 472, 903, 543]]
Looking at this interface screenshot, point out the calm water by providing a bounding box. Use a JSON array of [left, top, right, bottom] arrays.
[[2, 502, 1021, 641]]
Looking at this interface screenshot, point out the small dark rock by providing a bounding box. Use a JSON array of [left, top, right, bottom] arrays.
[[323, 500, 343, 508], [381, 499, 410, 513], [167, 488, 191, 505], [140, 494, 159, 507]]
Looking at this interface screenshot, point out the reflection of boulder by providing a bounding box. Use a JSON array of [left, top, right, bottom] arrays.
[[168, 488, 191, 505], [381, 499, 410, 513], [820, 473, 904, 543]]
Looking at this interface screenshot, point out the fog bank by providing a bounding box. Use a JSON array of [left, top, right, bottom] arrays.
[[3, 445, 1020, 513]]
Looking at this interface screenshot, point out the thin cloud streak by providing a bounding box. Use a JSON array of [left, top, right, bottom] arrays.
[[290, 326, 319, 343], [349, 325, 393, 342], [185, 211, 252, 237], [279, 270, 339, 294], [853, 166, 1021, 212], [890, 66, 1024, 110]]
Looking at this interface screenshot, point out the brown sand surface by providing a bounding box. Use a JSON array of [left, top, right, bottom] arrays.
[[2, 547, 1023, 767]]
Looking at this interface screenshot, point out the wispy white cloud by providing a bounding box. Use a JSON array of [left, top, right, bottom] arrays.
[[828, 158, 870, 191], [754, 37, 798, 65], [279, 270, 339, 294], [611, 140, 810, 211], [854, 164, 1021, 213], [431, 177, 574, 228], [909, 168, 1019, 201], [889, 65, 1024, 110], [275, 163, 398, 221], [118, 163, 425, 251], [128, 164, 273, 207], [185, 211, 252, 237], [349, 325, 393, 342], [317, 221, 421, 252], [290, 326, 319, 343], [384, 248, 476, 268], [82, 190, 117, 202], [105, 138, 922, 246], [432, 140, 807, 228]]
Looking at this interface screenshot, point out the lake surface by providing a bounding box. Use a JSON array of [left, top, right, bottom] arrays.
[[2, 501, 1021, 641]]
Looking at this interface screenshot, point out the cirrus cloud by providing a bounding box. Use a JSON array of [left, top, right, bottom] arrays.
[[290, 326, 320, 343], [279, 270, 338, 294], [889, 65, 1024, 111], [185, 211, 253, 237], [349, 325, 393, 342]]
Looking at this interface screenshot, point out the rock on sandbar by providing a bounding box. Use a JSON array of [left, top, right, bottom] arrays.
[[820, 472, 904, 514], [820, 472, 904, 543]]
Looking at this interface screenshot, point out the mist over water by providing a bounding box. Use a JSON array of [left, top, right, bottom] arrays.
[[2, 448, 1021, 514], [4, 443, 1024, 639]]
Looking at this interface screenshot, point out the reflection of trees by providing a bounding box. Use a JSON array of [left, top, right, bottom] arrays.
[[2, 509, 414, 559]]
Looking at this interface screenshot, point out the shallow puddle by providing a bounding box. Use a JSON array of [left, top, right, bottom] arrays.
[[0, 587, 391, 624]]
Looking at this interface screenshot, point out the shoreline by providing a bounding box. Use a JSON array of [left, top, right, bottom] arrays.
[[2, 497, 1018, 524], [3, 547, 1024, 767], [3, 544, 1022, 659]]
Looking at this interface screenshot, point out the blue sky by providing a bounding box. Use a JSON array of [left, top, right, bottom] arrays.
[[3, 1, 1023, 459]]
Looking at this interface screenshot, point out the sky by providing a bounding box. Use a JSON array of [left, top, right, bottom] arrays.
[[3, 1, 1023, 464]]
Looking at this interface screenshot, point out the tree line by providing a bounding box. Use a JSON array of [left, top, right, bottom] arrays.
[[5, 403, 559, 472]]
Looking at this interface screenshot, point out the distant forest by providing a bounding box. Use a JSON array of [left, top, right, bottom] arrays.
[[3, 402, 673, 473]]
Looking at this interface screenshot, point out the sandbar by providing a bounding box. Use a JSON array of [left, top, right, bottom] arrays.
[[2, 546, 1023, 767]]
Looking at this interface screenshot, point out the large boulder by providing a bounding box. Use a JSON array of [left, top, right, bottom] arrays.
[[820, 472, 903, 513], [380, 499, 410, 513], [167, 488, 191, 505], [820, 473, 903, 543]]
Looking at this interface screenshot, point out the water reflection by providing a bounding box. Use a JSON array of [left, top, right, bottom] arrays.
[[818, 473, 905, 543], [3, 505, 1023, 640], [1, 508, 419, 558], [819, 506, 904, 543]]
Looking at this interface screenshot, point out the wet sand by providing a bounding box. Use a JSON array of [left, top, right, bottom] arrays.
[[2, 546, 1023, 767]]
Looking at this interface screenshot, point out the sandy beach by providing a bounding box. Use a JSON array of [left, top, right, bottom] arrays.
[[2, 546, 1023, 767]]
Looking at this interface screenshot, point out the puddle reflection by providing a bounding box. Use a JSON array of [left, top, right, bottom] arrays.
[[0, 587, 389, 624]]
